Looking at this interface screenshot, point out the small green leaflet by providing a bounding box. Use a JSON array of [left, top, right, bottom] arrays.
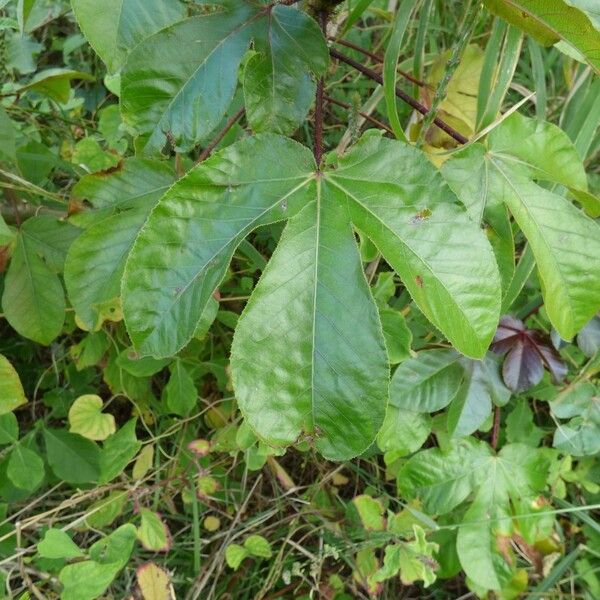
[[120, 1, 328, 151], [123, 132, 501, 459]]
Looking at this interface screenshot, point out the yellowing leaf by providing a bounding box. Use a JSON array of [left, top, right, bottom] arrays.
[[0, 354, 26, 414], [132, 444, 154, 480], [428, 44, 484, 132], [187, 439, 210, 457], [353, 495, 387, 532], [68, 395, 116, 441], [137, 508, 171, 552], [136, 562, 173, 600]]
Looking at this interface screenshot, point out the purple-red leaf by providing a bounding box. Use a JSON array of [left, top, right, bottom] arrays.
[[491, 316, 567, 393]]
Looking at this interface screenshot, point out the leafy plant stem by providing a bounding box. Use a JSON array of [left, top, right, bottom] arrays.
[[416, 0, 480, 146], [329, 48, 469, 144]]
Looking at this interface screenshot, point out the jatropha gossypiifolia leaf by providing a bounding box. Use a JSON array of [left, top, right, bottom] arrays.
[[121, 131, 501, 459], [491, 315, 567, 393]]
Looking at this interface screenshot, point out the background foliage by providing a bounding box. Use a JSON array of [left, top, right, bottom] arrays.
[[0, 0, 600, 598]]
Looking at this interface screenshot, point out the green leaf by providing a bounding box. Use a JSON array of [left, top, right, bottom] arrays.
[[59, 560, 122, 600], [506, 400, 544, 446], [443, 113, 600, 340], [244, 534, 272, 559], [89, 523, 137, 570], [441, 144, 515, 295], [383, 0, 417, 140], [0, 413, 18, 445], [371, 526, 439, 587], [122, 135, 315, 358], [16, 68, 94, 103], [70, 331, 111, 370], [124, 132, 506, 457], [0, 354, 27, 414], [390, 349, 463, 413], [71, 0, 186, 73], [38, 529, 84, 559], [447, 355, 510, 438], [121, 2, 328, 151], [0, 214, 14, 246], [243, 5, 328, 135], [379, 308, 413, 364], [65, 158, 174, 330], [377, 407, 431, 459], [397, 438, 493, 515], [225, 543, 248, 570], [353, 495, 386, 532], [44, 428, 101, 484], [137, 508, 171, 552], [69, 394, 116, 441], [455, 444, 549, 590], [2, 217, 75, 345], [99, 419, 141, 483], [232, 188, 388, 461], [164, 360, 197, 417], [333, 134, 501, 358], [7, 445, 44, 491], [72, 138, 121, 173], [552, 396, 600, 456], [484, 0, 600, 73]]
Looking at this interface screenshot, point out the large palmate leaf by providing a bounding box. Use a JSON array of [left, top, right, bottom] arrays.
[[71, 0, 187, 74], [123, 132, 501, 457], [484, 0, 600, 73], [122, 135, 316, 357], [2, 216, 79, 345], [120, 1, 328, 151], [443, 112, 600, 340], [65, 159, 175, 330], [232, 189, 389, 460]]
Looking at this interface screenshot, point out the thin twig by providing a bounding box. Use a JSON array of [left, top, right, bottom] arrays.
[[332, 38, 428, 87], [329, 48, 469, 144], [325, 95, 393, 134], [195, 107, 246, 165]]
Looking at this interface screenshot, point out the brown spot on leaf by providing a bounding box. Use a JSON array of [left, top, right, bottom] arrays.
[[415, 275, 424, 288]]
